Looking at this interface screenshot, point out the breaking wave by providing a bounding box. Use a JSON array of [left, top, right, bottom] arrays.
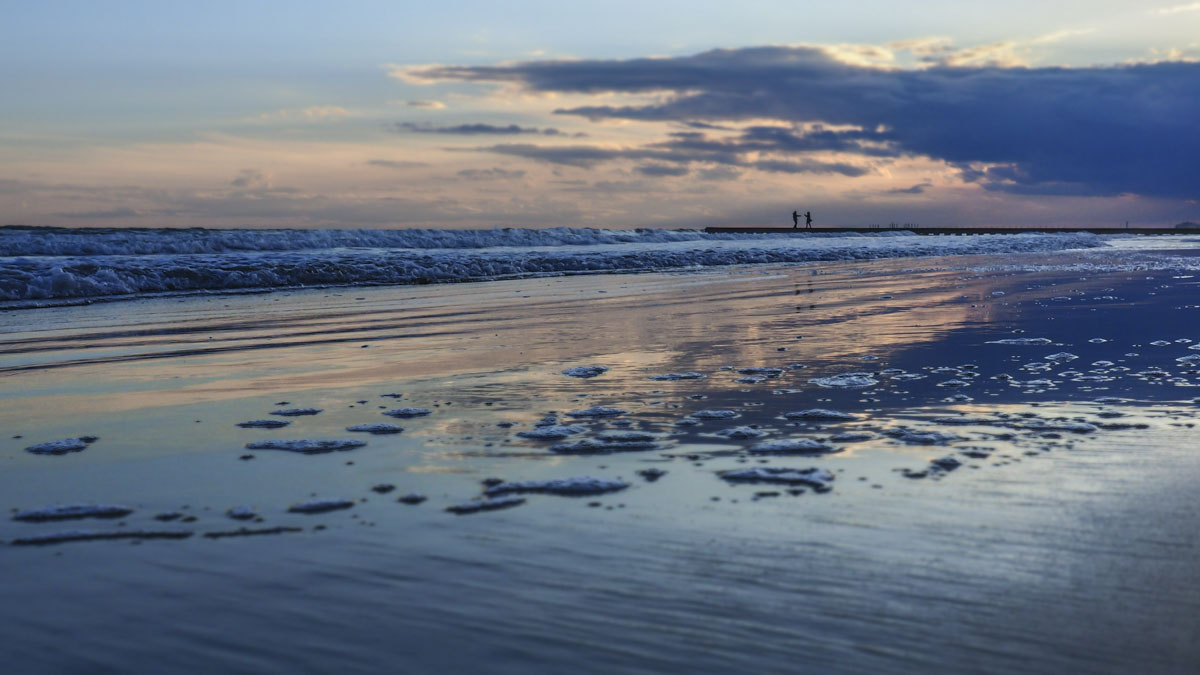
[[0, 226, 1107, 306]]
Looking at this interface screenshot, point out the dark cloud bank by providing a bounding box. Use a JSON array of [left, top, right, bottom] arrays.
[[416, 46, 1200, 200], [478, 126, 874, 177]]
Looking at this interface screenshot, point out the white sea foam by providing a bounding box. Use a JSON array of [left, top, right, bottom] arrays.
[[245, 439, 367, 454], [830, 431, 874, 442], [0, 226, 1106, 304], [346, 423, 404, 434], [932, 416, 994, 425], [382, 408, 432, 418], [748, 438, 838, 454], [446, 496, 526, 514], [566, 406, 628, 418], [24, 436, 98, 455], [484, 476, 629, 496], [715, 426, 768, 439], [11, 529, 193, 545], [809, 372, 879, 388], [562, 366, 608, 378], [937, 379, 971, 387], [549, 438, 659, 454], [689, 409, 740, 419], [13, 504, 133, 521], [736, 367, 784, 378], [637, 468, 668, 481], [238, 419, 291, 428], [783, 409, 858, 420], [987, 338, 1053, 345], [719, 466, 835, 489], [648, 372, 706, 381], [931, 456, 963, 471], [595, 431, 658, 442], [516, 425, 587, 440], [1010, 420, 1098, 433], [288, 498, 355, 514], [227, 506, 257, 520], [883, 428, 962, 445]]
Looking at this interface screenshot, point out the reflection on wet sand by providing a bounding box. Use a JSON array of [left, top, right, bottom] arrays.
[[5, 254, 1200, 672]]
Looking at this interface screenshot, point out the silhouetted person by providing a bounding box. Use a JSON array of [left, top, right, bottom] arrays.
[[792, 210, 799, 228], [804, 211, 813, 229]]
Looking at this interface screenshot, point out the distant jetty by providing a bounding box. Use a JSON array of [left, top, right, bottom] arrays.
[[705, 224, 1200, 235]]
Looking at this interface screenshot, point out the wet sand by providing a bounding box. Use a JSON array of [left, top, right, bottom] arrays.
[[4, 248, 1200, 673]]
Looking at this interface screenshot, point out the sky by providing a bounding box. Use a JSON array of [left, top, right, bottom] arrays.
[[1, 1, 1198, 229]]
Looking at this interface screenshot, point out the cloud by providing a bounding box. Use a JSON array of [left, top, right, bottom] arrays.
[[469, 126, 877, 177], [932, 41, 1025, 68], [634, 164, 690, 177], [392, 122, 574, 136], [1029, 28, 1095, 45], [887, 182, 933, 194], [410, 46, 1200, 200], [258, 105, 349, 121], [230, 169, 271, 190], [367, 159, 428, 169], [748, 159, 869, 176], [456, 168, 526, 180], [679, 121, 733, 131], [54, 206, 141, 219], [1156, 2, 1200, 14], [697, 166, 742, 181], [404, 99, 446, 109], [888, 37, 955, 56], [478, 143, 626, 168]]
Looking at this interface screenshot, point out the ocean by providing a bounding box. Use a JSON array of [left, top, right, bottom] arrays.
[[0, 225, 1105, 307]]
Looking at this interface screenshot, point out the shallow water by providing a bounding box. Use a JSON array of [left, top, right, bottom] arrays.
[[4, 249, 1200, 673]]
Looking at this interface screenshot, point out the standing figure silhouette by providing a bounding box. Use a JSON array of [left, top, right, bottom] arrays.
[[792, 210, 799, 228], [804, 211, 813, 229]]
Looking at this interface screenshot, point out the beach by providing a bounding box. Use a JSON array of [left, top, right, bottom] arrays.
[[4, 232, 1200, 672]]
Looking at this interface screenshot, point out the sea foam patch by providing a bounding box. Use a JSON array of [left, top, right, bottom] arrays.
[[550, 437, 659, 454], [237, 419, 291, 428], [484, 476, 629, 496], [13, 504, 133, 521], [25, 436, 98, 455], [288, 498, 355, 514], [784, 409, 858, 420], [562, 366, 608, 378], [11, 530, 193, 546], [245, 439, 367, 454], [719, 467, 835, 490], [346, 423, 404, 434], [446, 496, 526, 515], [382, 408, 432, 418], [809, 372, 879, 388], [270, 408, 323, 417], [516, 425, 587, 440], [648, 372, 706, 381], [882, 429, 963, 445], [689, 409, 740, 419], [715, 426, 768, 439], [748, 438, 838, 455], [566, 406, 628, 418]]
